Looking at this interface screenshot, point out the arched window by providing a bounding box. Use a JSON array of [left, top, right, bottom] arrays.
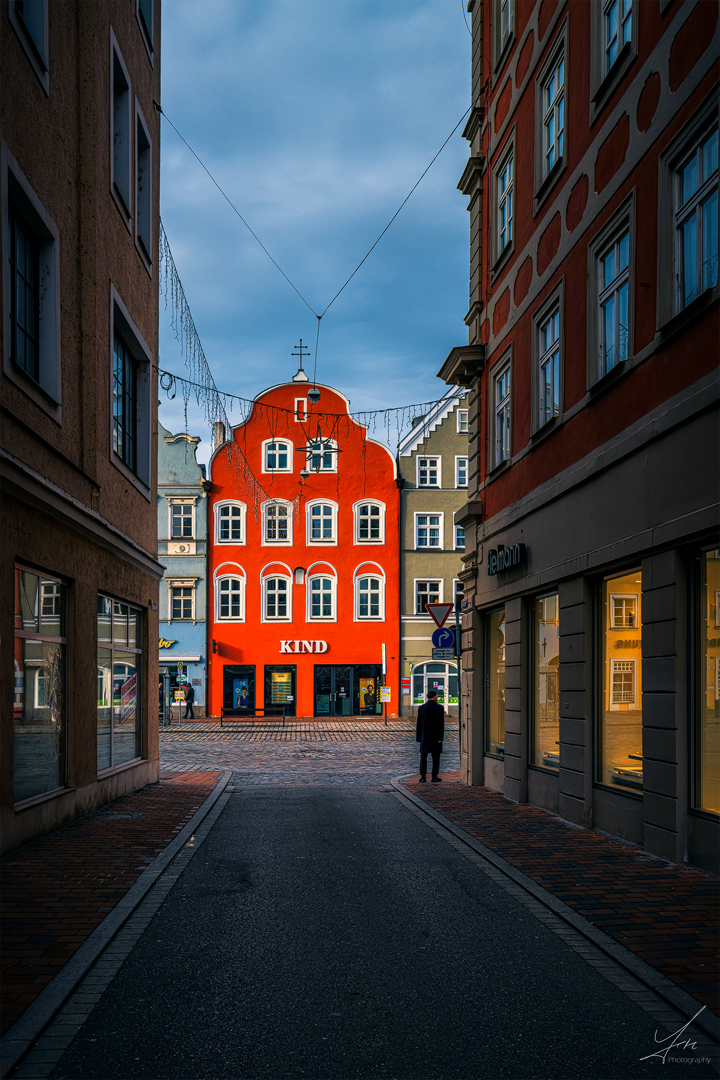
[[411, 661, 459, 708], [307, 438, 337, 472], [215, 501, 246, 544], [306, 564, 337, 621], [263, 575, 291, 620], [306, 500, 337, 544], [354, 564, 385, 621], [263, 500, 293, 544], [354, 500, 385, 544], [263, 439, 292, 472], [215, 565, 246, 622]]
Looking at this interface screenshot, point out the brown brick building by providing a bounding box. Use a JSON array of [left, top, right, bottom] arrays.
[[1, 0, 163, 853], [441, 0, 718, 871]]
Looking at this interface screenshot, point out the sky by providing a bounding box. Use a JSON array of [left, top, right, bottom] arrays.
[[158, 0, 471, 463]]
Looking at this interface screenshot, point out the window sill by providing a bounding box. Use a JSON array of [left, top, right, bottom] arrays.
[[486, 458, 511, 481], [590, 41, 634, 125], [484, 752, 504, 761], [528, 763, 559, 776], [658, 285, 719, 345], [111, 451, 151, 500], [97, 757, 145, 780], [490, 242, 514, 285], [15, 786, 75, 812], [354, 539, 385, 545], [493, 33, 514, 81], [530, 414, 561, 444], [592, 780, 642, 800], [111, 184, 132, 234], [5, 358, 62, 423], [588, 357, 629, 397], [688, 805, 720, 823], [534, 158, 566, 215]]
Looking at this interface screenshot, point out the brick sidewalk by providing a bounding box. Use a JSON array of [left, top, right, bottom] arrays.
[[402, 775, 719, 1015], [0, 771, 220, 1036]]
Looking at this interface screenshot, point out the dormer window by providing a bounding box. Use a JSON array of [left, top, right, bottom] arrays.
[[263, 440, 292, 472]]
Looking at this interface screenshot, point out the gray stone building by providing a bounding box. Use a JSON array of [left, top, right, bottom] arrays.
[[157, 424, 209, 718], [398, 387, 469, 717]]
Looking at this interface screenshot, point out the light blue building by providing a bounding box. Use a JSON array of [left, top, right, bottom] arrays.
[[157, 423, 209, 717]]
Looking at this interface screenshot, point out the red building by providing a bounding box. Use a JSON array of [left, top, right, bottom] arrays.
[[441, 0, 718, 871], [207, 371, 400, 719]]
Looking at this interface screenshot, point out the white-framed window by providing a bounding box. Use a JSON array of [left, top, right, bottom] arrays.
[[307, 438, 338, 472], [674, 126, 718, 310], [455, 524, 466, 551], [587, 196, 634, 388], [603, 0, 632, 78], [417, 456, 441, 487], [453, 579, 465, 611], [541, 51, 564, 181], [354, 500, 385, 544], [2, 142, 61, 419], [455, 457, 468, 488], [415, 579, 442, 615], [263, 501, 293, 545], [215, 501, 246, 544], [538, 306, 561, 427], [611, 658, 636, 704], [135, 101, 152, 269], [110, 287, 152, 495], [263, 439, 292, 473], [9, 0, 49, 93], [496, 146, 514, 258], [493, 0, 514, 72], [294, 398, 308, 422], [262, 573, 292, 621], [457, 409, 469, 433], [307, 571, 337, 621], [415, 513, 443, 550], [492, 357, 512, 469], [354, 565, 386, 621], [306, 500, 337, 544], [111, 31, 132, 225], [610, 593, 638, 629], [169, 581, 195, 621], [169, 501, 194, 539], [215, 566, 246, 623]]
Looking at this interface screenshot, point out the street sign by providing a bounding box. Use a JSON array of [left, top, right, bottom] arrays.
[[432, 648, 455, 660], [379, 686, 391, 703], [381, 643, 387, 675], [425, 602, 453, 628], [432, 627, 455, 649]]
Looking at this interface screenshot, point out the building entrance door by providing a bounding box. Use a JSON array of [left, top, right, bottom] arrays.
[[314, 665, 352, 716]]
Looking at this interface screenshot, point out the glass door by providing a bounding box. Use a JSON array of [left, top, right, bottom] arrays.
[[314, 666, 352, 716], [334, 666, 352, 716], [314, 666, 332, 715]]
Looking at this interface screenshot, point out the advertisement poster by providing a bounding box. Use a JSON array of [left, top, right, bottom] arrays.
[[380, 686, 391, 703], [119, 673, 137, 724], [234, 678, 251, 709], [358, 677, 376, 712], [270, 672, 292, 703]]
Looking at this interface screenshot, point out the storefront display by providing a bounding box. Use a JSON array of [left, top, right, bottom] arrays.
[[698, 550, 720, 813], [532, 593, 560, 769], [486, 608, 506, 757], [599, 571, 643, 791]]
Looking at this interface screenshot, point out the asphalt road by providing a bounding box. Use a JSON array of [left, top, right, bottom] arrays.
[[50, 785, 715, 1080]]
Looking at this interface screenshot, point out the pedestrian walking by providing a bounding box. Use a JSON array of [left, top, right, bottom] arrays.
[[415, 689, 444, 782], [184, 682, 195, 720]]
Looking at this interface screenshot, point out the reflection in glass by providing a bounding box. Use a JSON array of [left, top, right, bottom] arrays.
[[486, 609, 506, 756], [532, 594, 560, 769], [113, 602, 128, 648], [599, 571, 643, 790], [97, 647, 112, 771], [97, 595, 112, 643], [97, 596, 142, 771], [698, 551, 720, 814], [113, 653, 140, 765], [18, 570, 39, 633]]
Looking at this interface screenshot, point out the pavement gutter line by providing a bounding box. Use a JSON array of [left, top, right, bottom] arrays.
[[390, 778, 719, 1045], [0, 769, 232, 1080]]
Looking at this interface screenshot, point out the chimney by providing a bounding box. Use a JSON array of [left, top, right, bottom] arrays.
[[213, 421, 226, 450]]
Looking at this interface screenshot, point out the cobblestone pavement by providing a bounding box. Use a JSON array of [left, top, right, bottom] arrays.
[[160, 723, 459, 785], [403, 776, 720, 1017], [0, 771, 220, 1036]]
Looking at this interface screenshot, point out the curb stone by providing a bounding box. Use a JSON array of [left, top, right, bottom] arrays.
[[390, 778, 719, 1046], [0, 770, 232, 1080]]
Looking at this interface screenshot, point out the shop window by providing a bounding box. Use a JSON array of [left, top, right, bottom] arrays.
[[598, 570, 643, 791], [411, 662, 459, 708], [486, 608, 506, 756], [263, 501, 292, 544], [263, 576, 291, 620], [415, 513, 443, 550], [14, 567, 67, 803], [416, 580, 441, 615], [307, 501, 337, 543], [531, 593, 560, 769], [355, 501, 384, 543], [417, 456, 440, 487], [97, 595, 143, 773], [263, 440, 291, 472], [215, 501, 246, 544], [695, 550, 720, 814]]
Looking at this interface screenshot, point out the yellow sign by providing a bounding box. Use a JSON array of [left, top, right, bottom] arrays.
[[270, 671, 293, 703], [159, 638, 177, 648]]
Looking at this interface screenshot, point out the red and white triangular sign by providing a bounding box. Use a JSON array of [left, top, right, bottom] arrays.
[[425, 602, 453, 629]]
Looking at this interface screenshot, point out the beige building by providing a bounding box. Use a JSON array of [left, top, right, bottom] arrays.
[[398, 387, 469, 717], [1, 1, 163, 854]]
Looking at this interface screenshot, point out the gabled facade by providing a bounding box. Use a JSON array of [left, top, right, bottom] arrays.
[[1, 1, 163, 853], [398, 386, 470, 716], [441, 0, 718, 872], [207, 372, 400, 719], [157, 424, 209, 717]]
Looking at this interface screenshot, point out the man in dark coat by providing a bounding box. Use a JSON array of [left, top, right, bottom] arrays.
[[415, 689, 445, 782], [184, 682, 195, 720]]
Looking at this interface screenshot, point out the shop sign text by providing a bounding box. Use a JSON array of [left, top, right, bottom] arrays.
[[279, 640, 329, 654], [487, 543, 527, 576]]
